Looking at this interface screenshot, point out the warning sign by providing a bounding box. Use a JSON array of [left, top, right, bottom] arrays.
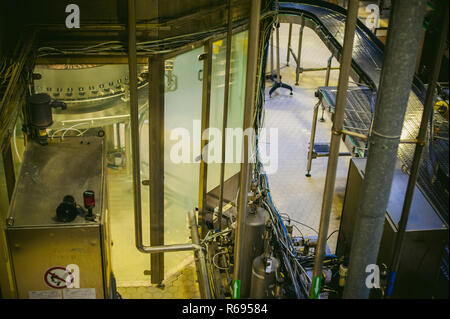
[[43, 266, 74, 289]]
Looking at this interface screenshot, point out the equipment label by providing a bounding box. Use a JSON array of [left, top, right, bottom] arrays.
[[63, 288, 96, 299], [29, 290, 62, 299]]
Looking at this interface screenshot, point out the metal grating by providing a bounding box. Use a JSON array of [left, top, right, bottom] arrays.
[[319, 86, 449, 221]]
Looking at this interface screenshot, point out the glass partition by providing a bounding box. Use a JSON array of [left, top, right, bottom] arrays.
[[225, 31, 248, 180], [206, 31, 249, 198], [163, 47, 204, 278]]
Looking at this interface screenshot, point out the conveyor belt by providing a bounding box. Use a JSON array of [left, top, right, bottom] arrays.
[[278, 1, 449, 222], [319, 86, 374, 157]]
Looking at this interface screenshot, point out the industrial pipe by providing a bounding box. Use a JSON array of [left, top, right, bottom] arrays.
[[233, 0, 261, 299], [386, 1, 448, 297], [270, 29, 274, 77], [276, 23, 281, 83], [343, 0, 428, 299], [127, 0, 145, 254], [189, 210, 212, 299], [310, 0, 359, 299]]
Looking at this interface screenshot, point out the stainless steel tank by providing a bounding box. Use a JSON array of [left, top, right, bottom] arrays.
[[239, 205, 268, 298], [250, 254, 280, 299]]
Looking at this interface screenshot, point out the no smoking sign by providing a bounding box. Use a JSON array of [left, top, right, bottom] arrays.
[[43, 266, 74, 289]]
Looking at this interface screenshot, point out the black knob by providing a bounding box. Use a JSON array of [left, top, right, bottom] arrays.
[[56, 195, 78, 222]]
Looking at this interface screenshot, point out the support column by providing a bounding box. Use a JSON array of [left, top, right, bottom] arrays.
[[343, 0, 428, 299], [386, 0, 448, 298], [232, 0, 261, 298], [148, 54, 165, 284]]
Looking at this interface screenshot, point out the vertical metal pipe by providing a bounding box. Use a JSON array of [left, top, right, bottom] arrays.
[[310, 0, 359, 299], [198, 40, 213, 238], [188, 210, 212, 299], [127, 0, 144, 260], [287, 23, 292, 66], [218, 0, 233, 231], [275, 23, 281, 83], [306, 99, 321, 177], [295, 14, 304, 86], [233, 0, 261, 298], [270, 29, 274, 76], [343, 0, 427, 299], [386, 1, 448, 297], [325, 55, 333, 87]]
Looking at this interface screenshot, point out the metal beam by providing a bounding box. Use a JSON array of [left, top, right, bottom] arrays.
[[343, 0, 428, 299], [148, 54, 165, 284]]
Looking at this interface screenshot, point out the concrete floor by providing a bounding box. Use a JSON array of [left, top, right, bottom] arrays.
[[262, 23, 350, 254]]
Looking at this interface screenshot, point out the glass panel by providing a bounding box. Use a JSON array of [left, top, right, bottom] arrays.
[[206, 39, 227, 193], [164, 47, 204, 278], [205, 31, 248, 207], [224, 31, 248, 183]]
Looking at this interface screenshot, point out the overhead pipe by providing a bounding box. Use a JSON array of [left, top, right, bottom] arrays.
[[386, 1, 448, 298], [310, 0, 359, 299], [343, 0, 428, 299], [127, 0, 210, 295], [233, 0, 261, 298]]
